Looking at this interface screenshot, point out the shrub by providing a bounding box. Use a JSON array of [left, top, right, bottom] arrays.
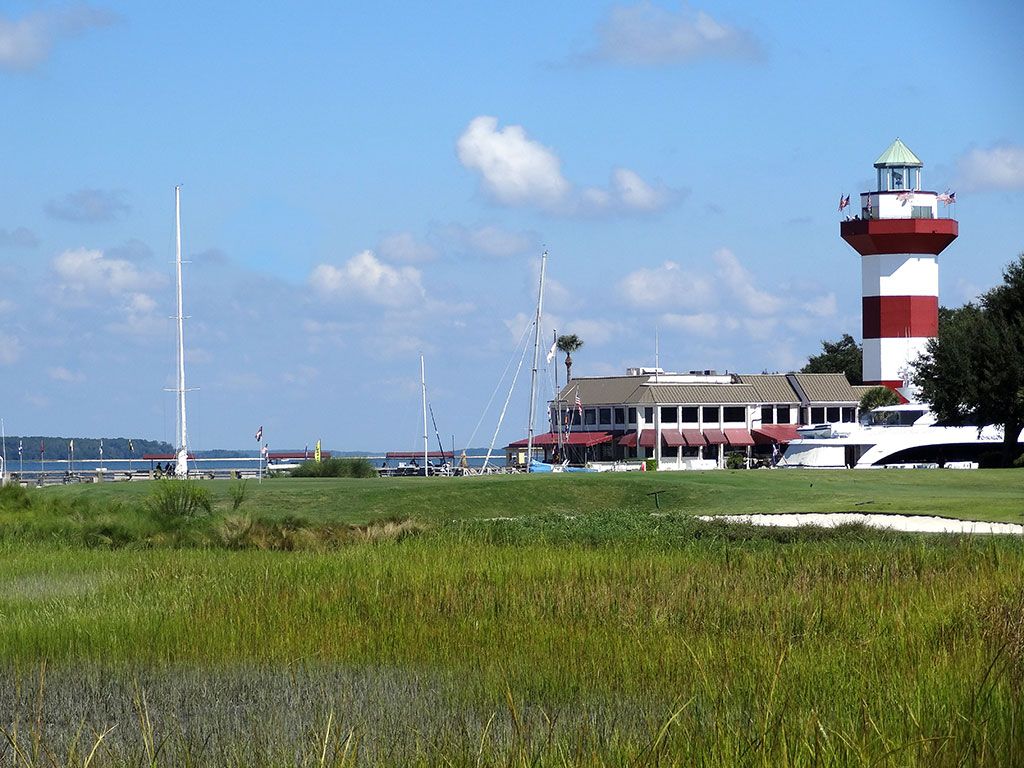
[[643, 458, 658, 472], [725, 453, 746, 470], [229, 479, 248, 511], [290, 457, 378, 478], [146, 480, 213, 522], [1013, 453, 1024, 469]]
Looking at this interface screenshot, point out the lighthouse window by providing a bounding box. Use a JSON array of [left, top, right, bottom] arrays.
[[911, 206, 933, 219]]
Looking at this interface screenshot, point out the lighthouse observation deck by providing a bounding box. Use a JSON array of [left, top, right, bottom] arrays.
[[841, 190, 958, 256]]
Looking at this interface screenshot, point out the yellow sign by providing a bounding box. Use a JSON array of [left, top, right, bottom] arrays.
[[314, 439, 321, 463]]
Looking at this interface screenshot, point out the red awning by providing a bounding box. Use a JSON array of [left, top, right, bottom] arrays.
[[752, 425, 801, 444], [724, 429, 755, 447], [680, 429, 706, 447], [702, 428, 728, 445], [661, 431, 686, 447], [508, 432, 612, 448], [619, 432, 638, 447], [638, 430, 656, 448]]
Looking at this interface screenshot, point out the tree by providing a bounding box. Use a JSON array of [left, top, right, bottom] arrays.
[[801, 333, 863, 384], [556, 334, 584, 381], [859, 386, 900, 412], [913, 254, 1024, 467]]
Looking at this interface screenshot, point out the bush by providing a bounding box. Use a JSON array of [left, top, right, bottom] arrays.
[[643, 458, 658, 472], [146, 480, 212, 521], [290, 457, 378, 478], [1013, 453, 1024, 469], [978, 450, 1005, 469], [725, 453, 746, 470]]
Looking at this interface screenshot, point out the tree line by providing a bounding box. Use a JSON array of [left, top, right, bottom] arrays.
[[4, 437, 173, 461]]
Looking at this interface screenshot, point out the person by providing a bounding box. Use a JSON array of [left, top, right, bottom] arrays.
[[771, 442, 781, 467]]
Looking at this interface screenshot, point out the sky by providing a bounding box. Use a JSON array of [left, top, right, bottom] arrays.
[[1, 1, 1022, 453]]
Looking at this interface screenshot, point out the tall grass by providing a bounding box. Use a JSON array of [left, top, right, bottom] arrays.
[[0, 525, 1021, 765], [290, 457, 378, 478]]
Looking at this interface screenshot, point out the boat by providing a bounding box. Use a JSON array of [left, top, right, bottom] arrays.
[[779, 403, 1022, 469]]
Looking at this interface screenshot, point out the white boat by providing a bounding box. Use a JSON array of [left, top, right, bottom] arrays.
[[779, 403, 1019, 469]]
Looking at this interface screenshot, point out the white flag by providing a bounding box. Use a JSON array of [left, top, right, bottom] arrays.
[[545, 339, 557, 364]]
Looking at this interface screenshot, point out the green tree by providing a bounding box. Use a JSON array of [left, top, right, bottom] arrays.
[[801, 333, 863, 385], [914, 255, 1024, 467], [556, 334, 584, 381], [858, 386, 901, 412]]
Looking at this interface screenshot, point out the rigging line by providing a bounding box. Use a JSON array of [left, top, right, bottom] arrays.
[[464, 320, 534, 450], [428, 403, 446, 459], [483, 319, 534, 470]]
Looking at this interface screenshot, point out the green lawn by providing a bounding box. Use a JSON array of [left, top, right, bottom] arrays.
[[42, 468, 1024, 524]]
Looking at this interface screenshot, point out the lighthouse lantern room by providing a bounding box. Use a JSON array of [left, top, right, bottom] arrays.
[[840, 138, 958, 393]]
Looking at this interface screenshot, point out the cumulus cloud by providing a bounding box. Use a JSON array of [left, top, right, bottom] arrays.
[[660, 312, 719, 336], [377, 232, 438, 264], [619, 260, 715, 310], [54, 247, 152, 295], [802, 292, 837, 318], [0, 4, 116, 71], [457, 116, 570, 207], [957, 144, 1024, 191], [311, 250, 425, 307], [0, 226, 38, 248], [585, 3, 763, 66], [712, 248, 783, 316], [439, 223, 536, 259], [457, 116, 670, 214], [45, 188, 130, 222]]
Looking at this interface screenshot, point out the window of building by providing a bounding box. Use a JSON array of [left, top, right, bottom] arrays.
[[572, 409, 581, 426], [911, 205, 933, 220], [702, 406, 719, 423], [599, 408, 612, 424], [761, 405, 774, 425], [614, 407, 625, 424], [826, 407, 840, 422], [810, 406, 825, 423], [627, 407, 637, 424], [723, 406, 745, 422], [776, 407, 791, 424], [660, 406, 677, 423], [680, 407, 698, 422], [841, 407, 856, 423], [585, 409, 596, 425], [643, 407, 653, 422]]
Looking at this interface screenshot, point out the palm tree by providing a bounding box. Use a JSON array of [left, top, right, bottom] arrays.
[[556, 334, 584, 381]]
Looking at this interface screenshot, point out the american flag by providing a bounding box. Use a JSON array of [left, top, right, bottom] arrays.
[[937, 190, 956, 205], [575, 392, 583, 417], [838, 194, 850, 212], [896, 191, 913, 206]]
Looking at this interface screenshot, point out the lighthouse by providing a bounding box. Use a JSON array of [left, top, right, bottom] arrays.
[[840, 138, 958, 393]]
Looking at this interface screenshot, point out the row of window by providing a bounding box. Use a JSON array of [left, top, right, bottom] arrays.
[[557, 404, 857, 428]]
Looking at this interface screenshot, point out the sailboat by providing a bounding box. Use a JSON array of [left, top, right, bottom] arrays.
[[171, 186, 190, 477]]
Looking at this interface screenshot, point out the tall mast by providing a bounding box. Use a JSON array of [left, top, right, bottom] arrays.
[[526, 249, 547, 468], [174, 185, 189, 477], [420, 354, 428, 476]]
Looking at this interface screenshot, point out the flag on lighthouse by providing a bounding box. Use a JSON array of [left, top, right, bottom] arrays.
[[838, 194, 850, 212]]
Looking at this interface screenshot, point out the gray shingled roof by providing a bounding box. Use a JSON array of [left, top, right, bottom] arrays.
[[637, 384, 761, 405], [558, 376, 646, 405], [791, 373, 860, 404], [736, 374, 801, 403]]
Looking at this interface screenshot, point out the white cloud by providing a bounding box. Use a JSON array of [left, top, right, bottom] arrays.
[[377, 232, 438, 264], [440, 223, 536, 259], [0, 335, 21, 365], [801, 292, 837, 318], [660, 312, 719, 337], [565, 318, 624, 346], [957, 144, 1024, 191], [311, 250, 425, 307], [713, 248, 783, 316], [587, 3, 762, 66], [48, 366, 84, 382], [54, 247, 152, 296], [457, 116, 570, 207], [619, 260, 715, 310], [0, 4, 115, 71], [457, 116, 669, 215]]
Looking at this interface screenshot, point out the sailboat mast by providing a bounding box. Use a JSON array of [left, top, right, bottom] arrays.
[[174, 186, 189, 477], [421, 354, 428, 476], [525, 250, 547, 467]]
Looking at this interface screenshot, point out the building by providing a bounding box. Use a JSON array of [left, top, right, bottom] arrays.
[[507, 369, 869, 470], [840, 138, 958, 390]]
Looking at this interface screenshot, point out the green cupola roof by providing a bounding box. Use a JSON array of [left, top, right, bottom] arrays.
[[874, 138, 923, 168]]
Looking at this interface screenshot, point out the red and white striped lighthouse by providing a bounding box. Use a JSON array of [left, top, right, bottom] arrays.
[[840, 139, 958, 391]]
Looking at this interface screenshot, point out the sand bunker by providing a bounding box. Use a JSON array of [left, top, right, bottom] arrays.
[[699, 513, 1023, 536]]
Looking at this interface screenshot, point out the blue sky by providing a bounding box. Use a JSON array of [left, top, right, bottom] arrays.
[[1, 1, 1022, 452]]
